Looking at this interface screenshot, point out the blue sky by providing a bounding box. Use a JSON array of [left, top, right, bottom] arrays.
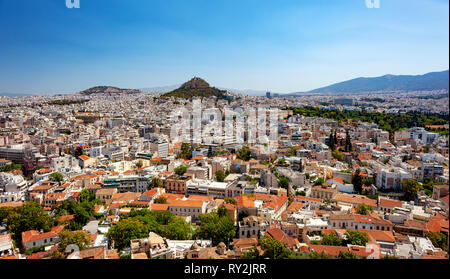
[[0, 0, 448, 94]]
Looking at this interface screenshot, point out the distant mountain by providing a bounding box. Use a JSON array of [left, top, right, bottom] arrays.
[[297, 70, 449, 94], [140, 84, 181, 93], [80, 86, 140, 95], [161, 77, 228, 99]]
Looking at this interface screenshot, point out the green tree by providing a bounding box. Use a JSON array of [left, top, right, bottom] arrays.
[[314, 177, 325, 186], [59, 230, 92, 253], [163, 216, 193, 240], [237, 146, 251, 161], [241, 247, 261, 259], [426, 232, 448, 251], [1, 202, 55, 245], [107, 218, 149, 251], [196, 211, 236, 245], [216, 170, 226, 182], [217, 205, 227, 218], [328, 133, 335, 151], [344, 230, 369, 246], [0, 163, 23, 173], [224, 198, 236, 205], [345, 129, 352, 152], [179, 142, 193, 159], [135, 160, 143, 169], [278, 177, 289, 189], [174, 165, 187, 176], [355, 203, 373, 215], [321, 232, 342, 246], [148, 177, 162, 189], [352, 169, 363, 194], [259, 237, 290, 259], [49, 172, 64, 183], [79, 188, 91, 203], [338, 251, 358, 259], [401, 179, 422, 201], [154, 196, 167, 204], [332, 150, 344, 161]]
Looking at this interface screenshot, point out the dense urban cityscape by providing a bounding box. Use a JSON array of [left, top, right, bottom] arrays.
[[0, 76, 448, 260], [0, 0, 449, 268]]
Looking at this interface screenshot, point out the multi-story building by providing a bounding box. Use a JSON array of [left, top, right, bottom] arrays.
[[377, 167, 413, 191], [164, 176, 191, 195], [238, 216, 268, 239]]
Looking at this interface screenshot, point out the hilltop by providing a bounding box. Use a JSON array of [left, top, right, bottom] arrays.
[[80, 86, 141, 95], [161, 77, 228, 99]]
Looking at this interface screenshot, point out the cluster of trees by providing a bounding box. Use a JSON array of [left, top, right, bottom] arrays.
[[314, 177, 325, 186], [174, 165, 187, 176], [215, 170, 226, 182], [278, 177, 289, 189], [0, 162, 23, 173], [54, 189, 102, 230], [236, 146, 251, 161], [195, 208, 236, 246], [49, 172, 64, 183], [241, 237, 361, 259], [319, 230, 369, 247], [352, 169, 363, 193], [0, 202, 55, 246], [58, 230, 92, 253], [107, 207, 237, 251], [422, 177, 437, 197], [332, 150, 344, 162], [153, 197, 167, 204], [426, 127, 449, 136], [328, 131, 338, 151], [355, 203, 373, 215], [291, 106, 449, 133], [178, 142, 192, 160], [147, 177, 162, 189], [107, 210, 194, 251], [401, 179, 422, 201], [426, 231, 448, 251]]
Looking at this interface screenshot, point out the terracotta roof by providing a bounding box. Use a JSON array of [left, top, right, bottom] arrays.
[[379, 198, 402, 208], [143, 189, 159, 198], [168, 199, 203, 208], [150, 203, 169, 211], [235, 195, 255, 209], [426, 213, 449, 233], [287, 202, 305, 213], [358, 229, 395, 243], [233, 238, 258, 247], [22, 225, 65, 243], [309, 245, 348, 257], [79, 155, 91, 161], [333, 193, 377, 208]]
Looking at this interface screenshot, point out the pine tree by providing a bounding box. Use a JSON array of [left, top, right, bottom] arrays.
[[328, 133, 335, 151], [345, 129, 352, 152]]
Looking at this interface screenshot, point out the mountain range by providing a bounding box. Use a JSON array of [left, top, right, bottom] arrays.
[[298, 70, 449, 95]]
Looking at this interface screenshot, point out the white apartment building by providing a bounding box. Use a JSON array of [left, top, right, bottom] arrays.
[[377, 167, 413, 191]]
